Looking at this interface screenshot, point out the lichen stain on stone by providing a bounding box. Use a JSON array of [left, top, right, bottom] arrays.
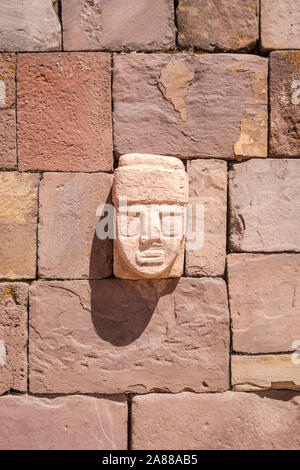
[[250, 72, 267, 105], [158, 61, 194, 122], [234, 110, 268, 158]]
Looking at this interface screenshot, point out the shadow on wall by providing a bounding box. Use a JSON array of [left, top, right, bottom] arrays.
[[88, 191, 179, 347]]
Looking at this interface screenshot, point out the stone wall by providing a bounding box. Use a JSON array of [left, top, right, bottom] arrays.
[[0, 0, 300, 450]]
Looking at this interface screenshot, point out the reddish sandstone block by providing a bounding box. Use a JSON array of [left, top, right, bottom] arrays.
[[17, 53, 113, 172], [38, 172, 113, 279], [0, 172, 39, 279], [0, 53, 16, 169], [29, 278, 229, 394], [270, 51, 300, 157], [261, 0, 300, 51], [232, 355, 300, 391], [186, 160, 227, 277], [62, 0, 175, 51], [177, 0, 259, 52], [0, 283, 28, 395], [0, 0, 61, 52], [0, 395, 127, 450], [229, 159, 300, 252], [227, 254, 300, 353], [113, 54, 268, 159], [132, 391, 300, 450]]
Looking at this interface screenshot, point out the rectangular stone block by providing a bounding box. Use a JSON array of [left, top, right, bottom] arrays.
[[261, 0, 300, 51], [0, 53, 16, 169], [17, 53, 113, 172], [227, 254, 300, 354], [177, 0, 259, 52], [232, 355, 300, 391], [132, 391, 300, 450], [29, 278, 229, 394], [38, 172, 113, 279], [0, 0, 61, 52], [229, 159, 300, 252], [0, 172, 39, 279], [186, 160, 227, 277], [62, 0, 175, 51], [0, 283, 28, 395], [113, 54, 268, 159], [270, 51, 300, 157], [0, 395, 127, 450]]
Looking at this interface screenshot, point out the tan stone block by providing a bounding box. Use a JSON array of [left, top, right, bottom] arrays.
[[113, 154, 188, 279], [186, 159, 227, 277], [0, 0, 61, 52], [0, 395, 127, 450], [113, 54, 268, 159], [62, 0, 175, 51], [177, 0, 259, 52], [29, 278, 229, 394], [0, 172, 39, 279], [0, 283, 28, 394], [232, 355, 300, 391], [38, 172, 113, 279], [227, 254, 300, 353], [132, 391, 300, 450], [261, 0, 300, 51], [17, 53, 113, 172]]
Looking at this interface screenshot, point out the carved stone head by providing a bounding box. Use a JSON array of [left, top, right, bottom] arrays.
[[112, 154, 189, 279]]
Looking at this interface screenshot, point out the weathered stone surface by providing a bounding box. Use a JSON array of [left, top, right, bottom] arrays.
[[62, 0, 175, 51], [113, 54, 268, 159], [39, 172, 113, 279], [0, 283, 28, 395], [113, 154, 188, 280], [29, 278, 229, 394], [177, 0, 259, 52], [186, 160, 227, 277], [18, 53, 113, 172], [232, 355, 300, 391], [0, 54, 16, 168], [0, 173, 39, 279], [0, 110, 16, 169], [270, 51, 300, 157], [0, 0, 61, 52], [229, 159, 300, 252], [228, 254, 300, 354], [0, 395, 127, 450], [261, 0, 300, 51], [132, 391, 300, 450]]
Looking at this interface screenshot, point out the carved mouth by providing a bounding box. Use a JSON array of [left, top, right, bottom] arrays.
[[136, 248, 165, 265]]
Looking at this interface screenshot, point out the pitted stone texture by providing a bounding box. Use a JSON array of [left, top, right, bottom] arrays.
[[18, 53, 113, 172], [177, 0, 259, 52], [270, 52, 300, 157], [227, 254, 300, 354], [62, 0, 175, 51], [261, 0, 300, 51], [0, 110, 16, 169], [0, 0, 61, 52], [232, 355, 300, 391], [132, 391, 300, 450], [0, 173, 39, 279], [0, 395, 127, 450], [39, 172, 113, 279], [113, 54, 268, 159], [0, 54, 16, 168], [229, 160, 300, 252], [0, 283, 28, 395], [186, 160, 227, 277], [29, 278, 229, 394]]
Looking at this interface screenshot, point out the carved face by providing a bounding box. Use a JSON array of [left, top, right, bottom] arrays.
[[116, 202, 185, 278]]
